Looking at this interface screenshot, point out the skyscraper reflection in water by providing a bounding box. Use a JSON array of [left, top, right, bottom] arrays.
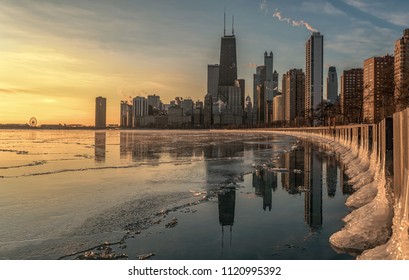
[[252, 170, 275, 211], [304, 142, 323, 229], [94, 131, 106, 162], [218, 186, 236, 249]]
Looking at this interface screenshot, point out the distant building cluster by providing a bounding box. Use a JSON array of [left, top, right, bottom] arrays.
[[119, 94, 204, 129], [118, 13, 249, 129], [101, 25, 409, 129]]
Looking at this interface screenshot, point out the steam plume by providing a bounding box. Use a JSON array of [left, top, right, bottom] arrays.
[[273, 9, 318, 32], [260, 1, 318, 33]]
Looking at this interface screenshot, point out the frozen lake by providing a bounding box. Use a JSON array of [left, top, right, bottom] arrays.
[[0, 129, 353, 259]]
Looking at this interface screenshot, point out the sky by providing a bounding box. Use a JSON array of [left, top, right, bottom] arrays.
[[1, 0, 408, 126]]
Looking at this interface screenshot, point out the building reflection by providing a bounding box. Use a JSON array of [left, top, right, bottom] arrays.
[[304, 142, 323, 229], [203, 142, 245, 159], [252, 169, 276, 211], [218, 187, 236, 248], [281, 150, 304, 195], [204, 141, 245, 190], [94, 131, 106, 162], [339, 162, 354, 195], [322, 153, 338, 197], [119, 132, 160, 162]]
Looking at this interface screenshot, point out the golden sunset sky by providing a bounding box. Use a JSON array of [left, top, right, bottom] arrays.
[[1, 0, 406, 125]]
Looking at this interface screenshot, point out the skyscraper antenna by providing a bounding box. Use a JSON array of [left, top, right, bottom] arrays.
[[232, 15, 234, 35], [224, 7, 226, 36]]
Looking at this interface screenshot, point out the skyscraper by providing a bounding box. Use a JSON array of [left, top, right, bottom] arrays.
[[218, 15, 237, 103], [204, 93, 213, 128], [147, 94, 161, 111], [120, 101, 132, 128], [264, 52, 274, 101], [394, 29, 409, 111], [95, 96, 106, 129], [282, 69, 305, 126], [340, 68, 363, 124], [132, 96, 148, 127], [244, 95, 253, 126], [273, 94, 284, 123], [237, 78, 245, 110], [327, 66, 338, 103], [305, 32, 324, 122], [255, 65, 266, 125], [272, 70, 279, 97], [363, 55, 394, 123], [207, 64, 220, 101]]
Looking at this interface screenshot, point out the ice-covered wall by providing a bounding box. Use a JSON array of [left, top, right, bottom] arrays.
[[272, 108, 409, 259]]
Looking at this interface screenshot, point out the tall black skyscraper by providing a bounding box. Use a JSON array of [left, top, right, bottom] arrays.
[[218, 13, 237, 102]]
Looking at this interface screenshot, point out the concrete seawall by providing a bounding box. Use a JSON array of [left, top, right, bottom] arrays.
[[269, 107, 409, 259]]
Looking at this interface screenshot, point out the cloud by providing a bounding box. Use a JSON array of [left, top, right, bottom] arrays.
[[344, 0, 409, 27], [300, 2, 345, 16], [245, 63, 258, 68], [0, 88, 37, 94]]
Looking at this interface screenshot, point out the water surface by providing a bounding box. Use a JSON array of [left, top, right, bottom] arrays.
[[0, 129, 353, 259]]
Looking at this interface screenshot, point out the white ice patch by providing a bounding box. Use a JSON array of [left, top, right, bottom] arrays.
[[358, 169, 409, 259]]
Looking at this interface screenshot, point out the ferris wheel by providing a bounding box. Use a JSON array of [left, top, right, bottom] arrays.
[[29, 117, 38, 127]]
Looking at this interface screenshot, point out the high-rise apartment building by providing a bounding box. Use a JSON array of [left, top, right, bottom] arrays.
[[147, 94, 161, 111], [245, 95, 253, 126], [252, 51, 275, 127], [282, 69, 305, 126], [95, 96, 106, 128], [237, 79, 245, 109], [363, 55, 394, 123], [255, 65, 266, 125], [273, 94, 284, 122], [207, 64, 220, 101], [132, 96, 148, 127], [327, 66, 338, 103], [305, 32, 324, 122], [340, 68, 363, 124], [181, 98, 194, 116], [120, 101, 133, 128], [204, 93, 213, 128], [394, 29, 409, 111], [272, 70, 279, 97]]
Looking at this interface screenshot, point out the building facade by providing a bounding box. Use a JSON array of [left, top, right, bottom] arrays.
[[207, 64, 220, 101], [305, 32, 324, 122], [218, 34, 237, 103], [120, 101, 133, 128], [132, 96, 148, 127], [204, 93, 213, 128], [394, 29, 409, 111], [95, 96, 106, 128], [326, 66, 338, 103], [282, 69, 305, 126], [147, 94, 161, 111], [255, 65, 266, 125], [273, 94, 284, 123], [363, 55, 394, 123], [340, 68, 364, 124]]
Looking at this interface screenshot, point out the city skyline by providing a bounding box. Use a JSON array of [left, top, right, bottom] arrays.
[[1, 0, 408, 125]]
